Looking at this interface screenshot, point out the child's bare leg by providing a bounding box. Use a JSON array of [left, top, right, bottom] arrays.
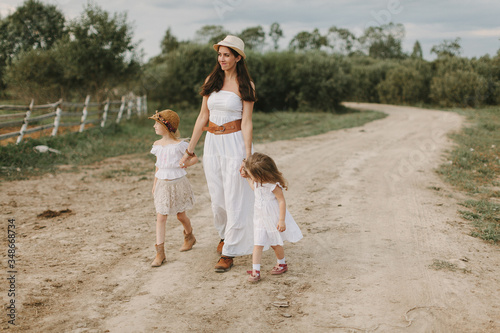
[[177, 211, 196, 251], [152, 213, 167, 267], [271, 245, 287, 274], [252, 245, 264, 275], [176, 211, 192, 233], [156, 213, 167, 245], [271, 245, 285, 261]]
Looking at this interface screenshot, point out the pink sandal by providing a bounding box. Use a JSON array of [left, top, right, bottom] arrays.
[[270, 264, 288, 275], [247, 270, 261, 282]]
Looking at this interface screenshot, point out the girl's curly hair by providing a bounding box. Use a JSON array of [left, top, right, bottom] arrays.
[[244, 152, 287, 190]]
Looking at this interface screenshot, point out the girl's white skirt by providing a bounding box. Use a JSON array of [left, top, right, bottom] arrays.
[[154, 176, 195, 215]]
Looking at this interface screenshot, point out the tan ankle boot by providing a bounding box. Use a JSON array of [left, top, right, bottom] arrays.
[[151, 243, 166, 267], [179, 229, 196, 252]]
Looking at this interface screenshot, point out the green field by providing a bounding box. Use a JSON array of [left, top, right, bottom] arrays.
[[0, 107, 386, 180]]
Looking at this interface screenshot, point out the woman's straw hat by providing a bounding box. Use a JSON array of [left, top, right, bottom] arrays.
[[213, 35, 246, 59], [149, 109, 180, 133]]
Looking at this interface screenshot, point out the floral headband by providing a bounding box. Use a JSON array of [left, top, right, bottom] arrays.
[[156, 113, 176, 132]]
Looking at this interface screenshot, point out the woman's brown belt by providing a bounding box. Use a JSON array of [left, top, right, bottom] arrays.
[[202, 119, 242, 135]]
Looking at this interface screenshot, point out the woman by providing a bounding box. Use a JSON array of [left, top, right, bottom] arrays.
[[180, 35, 256, 272]]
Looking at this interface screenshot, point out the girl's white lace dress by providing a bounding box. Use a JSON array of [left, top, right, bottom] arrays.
[[151, 141, 195, 215]]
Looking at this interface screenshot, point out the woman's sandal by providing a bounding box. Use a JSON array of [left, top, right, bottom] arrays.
[[270, 264, 288, 275], [246, 270, 261, 282]]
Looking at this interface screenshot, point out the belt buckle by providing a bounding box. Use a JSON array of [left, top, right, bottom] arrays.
[[215, 125, 225, 134]]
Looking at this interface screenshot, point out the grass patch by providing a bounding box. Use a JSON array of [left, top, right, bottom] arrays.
[[252, 108, 386, 142], [0, 117, 158, 180], [437, 106, 500, 243], [459, 200, 500, 243], [429, 259, 470, 273], [429, 259, 459, 272], [0, 108, 385, 181]]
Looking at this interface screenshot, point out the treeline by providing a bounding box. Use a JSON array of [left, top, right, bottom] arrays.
[[147, 23, 500, 111], [2, 1, 499, 111]]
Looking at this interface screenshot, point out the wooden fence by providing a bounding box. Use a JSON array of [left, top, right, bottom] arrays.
[[0, 94, 147, 144]]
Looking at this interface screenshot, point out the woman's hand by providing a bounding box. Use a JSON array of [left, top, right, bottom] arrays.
[[238, 160, 245, 174], [277, 220, 286, 232], [239, 161, 248, 177]]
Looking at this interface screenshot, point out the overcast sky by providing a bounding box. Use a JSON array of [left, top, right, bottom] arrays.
[[1, 0, 499, 61]]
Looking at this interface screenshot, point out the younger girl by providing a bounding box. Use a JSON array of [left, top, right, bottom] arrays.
[[149, 109, 198, 267], [241, 152, 303, 282]]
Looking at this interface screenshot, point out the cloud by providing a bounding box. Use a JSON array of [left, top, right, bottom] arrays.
[[2, 0, 499, 60], [0, 3, 16, 17]]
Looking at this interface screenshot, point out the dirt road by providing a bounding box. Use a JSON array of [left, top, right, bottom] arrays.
[[2, 103, 500, 332]]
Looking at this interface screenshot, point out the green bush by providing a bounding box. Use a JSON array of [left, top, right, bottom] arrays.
[[250, 51, 297, 111], [470, 55, 500, 105], [144, 43, 214, 110], [5, 48, 65, 102], [289, 52, 350, 111], [377, 63, 429, 104], [346, 57, 397, 103], [430, 70, 489, 107]]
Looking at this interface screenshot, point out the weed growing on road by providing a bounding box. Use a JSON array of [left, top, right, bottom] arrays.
[[429, 259, 470, 273]]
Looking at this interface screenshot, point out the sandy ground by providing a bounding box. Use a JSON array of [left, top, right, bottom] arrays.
[[2, 103, 500, 332]]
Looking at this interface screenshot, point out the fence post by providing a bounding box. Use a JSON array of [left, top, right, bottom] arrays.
[[136, 96, 142, 116], [16, 99, 34, 144], [116, 96, 126, 124], [79, 95, 90, 133], [126, 97, 133, 120], [143, 95, 148, 115], [101, 98, 110, 127], [51, 99, 63, 136]]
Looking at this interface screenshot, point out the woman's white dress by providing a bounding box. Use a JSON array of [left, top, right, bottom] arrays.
[[253, 182, 303, 248], [203, 90, 255, 257]]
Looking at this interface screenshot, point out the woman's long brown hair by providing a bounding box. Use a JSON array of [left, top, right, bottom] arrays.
[[200, 47, 257, 102]]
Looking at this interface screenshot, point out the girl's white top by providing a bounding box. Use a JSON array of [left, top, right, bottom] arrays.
[[150, 141, 189, 180]]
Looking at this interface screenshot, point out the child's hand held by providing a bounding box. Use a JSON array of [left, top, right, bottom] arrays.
[[240, 167, 249, 178]]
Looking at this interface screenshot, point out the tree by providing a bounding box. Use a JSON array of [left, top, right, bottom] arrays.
[[359, 23, 406, 59], [0, 0, 65, 95], [239, 26, 265, 51], [411, 40, 423, 59], [289, 29, 327, 51], [5, 48, 64, 101], [56, 3, 141, 100], [194, 25, 229, 45], [161, 27, 179, 54], [269, 22, 283, 50], [326, 26, 356, 55], [0, 0, 66, 60], [430, 37, 462, 58]]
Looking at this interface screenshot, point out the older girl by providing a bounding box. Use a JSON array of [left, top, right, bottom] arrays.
[[150, 109, 198, 267]]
